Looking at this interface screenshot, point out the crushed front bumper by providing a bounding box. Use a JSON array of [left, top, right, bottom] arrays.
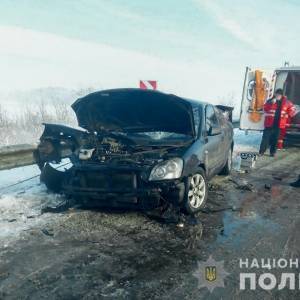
[[58, 164, 185, 209]]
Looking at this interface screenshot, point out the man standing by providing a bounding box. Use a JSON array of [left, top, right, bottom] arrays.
[[259, 89, 296, 156], [277, 126, 288, 150]]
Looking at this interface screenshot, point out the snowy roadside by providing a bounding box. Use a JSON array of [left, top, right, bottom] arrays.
[[0, 129, 261, 246], [0, 165, 66, 246], [233, 128, 261, 154]]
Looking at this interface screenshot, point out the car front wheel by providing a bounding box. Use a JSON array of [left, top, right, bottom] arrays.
[[183, 169, 208, 214]]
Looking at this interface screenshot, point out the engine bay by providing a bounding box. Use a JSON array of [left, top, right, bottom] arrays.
[[77, 134, 170, 166], [35, 123, 191, 171]]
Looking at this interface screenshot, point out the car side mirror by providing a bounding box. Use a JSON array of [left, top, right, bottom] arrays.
[[208, 125, 221, 136]]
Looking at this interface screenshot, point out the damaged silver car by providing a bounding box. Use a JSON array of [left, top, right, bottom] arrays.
[[34, 89, 234, 214]]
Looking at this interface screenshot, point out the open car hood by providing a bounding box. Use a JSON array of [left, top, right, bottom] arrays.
[[72, 89, 196, 136]]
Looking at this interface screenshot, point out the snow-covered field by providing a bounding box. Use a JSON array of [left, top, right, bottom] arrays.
[[0, 129, 261, 246], [0, 165, 66, 246]]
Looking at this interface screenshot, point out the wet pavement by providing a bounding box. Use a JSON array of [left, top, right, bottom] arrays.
[[0, 147, 299, 299]]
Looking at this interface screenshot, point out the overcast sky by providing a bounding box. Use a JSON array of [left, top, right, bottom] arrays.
[[0, 0, 300, 102]]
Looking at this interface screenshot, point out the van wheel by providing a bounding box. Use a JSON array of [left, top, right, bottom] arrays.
[[183, 169, 208, 214], [220, 148, 232, 175]]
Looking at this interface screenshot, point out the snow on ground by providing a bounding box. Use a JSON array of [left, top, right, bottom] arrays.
[[233, 129, 262, 171], [0, 164, 40, 189], [0, 130, 261, 246], [233, 128, 262, 153], [0, 165, 66, 246]]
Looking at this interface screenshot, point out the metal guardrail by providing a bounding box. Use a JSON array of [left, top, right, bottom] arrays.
[[0, 144, 37, 171], [0, 120, 241, 171]]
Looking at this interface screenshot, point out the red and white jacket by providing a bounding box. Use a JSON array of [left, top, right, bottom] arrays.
[[263, 96, 296, 129]]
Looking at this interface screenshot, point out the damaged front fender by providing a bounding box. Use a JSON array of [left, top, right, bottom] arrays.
[[40, 162, 73, 193], [34, 123, 86, 170], [34, 123, 86, 193]]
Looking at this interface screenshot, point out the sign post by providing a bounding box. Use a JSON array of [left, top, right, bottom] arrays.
[[139, 80, 157, 90]]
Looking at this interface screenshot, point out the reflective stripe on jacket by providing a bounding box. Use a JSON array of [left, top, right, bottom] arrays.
[[263, 96, 296, 129]]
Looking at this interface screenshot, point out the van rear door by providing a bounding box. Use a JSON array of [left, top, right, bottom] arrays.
[[275, 68, 300, 138], [240, 67, 275, 131]]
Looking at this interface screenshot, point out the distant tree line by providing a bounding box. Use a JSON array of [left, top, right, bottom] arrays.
[[0, 101, 77, 146], [0, 87, 96, 146]]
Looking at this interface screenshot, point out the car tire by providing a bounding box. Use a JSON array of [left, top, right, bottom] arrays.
[[183, 168, 208, 214], [219, 148, 232, 176]]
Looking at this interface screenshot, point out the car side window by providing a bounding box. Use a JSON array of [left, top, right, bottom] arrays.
[[205, 105, 219, 133], [192, 105, 200, 136]]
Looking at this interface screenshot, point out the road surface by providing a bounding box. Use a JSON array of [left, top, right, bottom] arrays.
[[0, 131, 299, 299]]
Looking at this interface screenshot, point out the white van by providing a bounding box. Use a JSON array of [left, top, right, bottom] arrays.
[[240, 66, 300, 144]]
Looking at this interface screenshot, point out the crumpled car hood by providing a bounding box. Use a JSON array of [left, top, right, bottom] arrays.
[[72, 89, 196, 136]]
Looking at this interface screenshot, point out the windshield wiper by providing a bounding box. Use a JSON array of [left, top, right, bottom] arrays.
[[143, 139, 194, 147], [131, 140, 194, 153], [122, 126, 159, 131]]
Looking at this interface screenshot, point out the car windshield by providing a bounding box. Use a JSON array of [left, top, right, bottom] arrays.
[[112, 131, 193, 146]]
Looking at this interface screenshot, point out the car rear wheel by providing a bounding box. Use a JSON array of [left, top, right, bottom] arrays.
[[219, 148, 232, 175], [183, 169, 208, 214]]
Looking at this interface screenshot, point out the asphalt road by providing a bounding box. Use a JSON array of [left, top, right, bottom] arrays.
[[0, 147, 299, 299]]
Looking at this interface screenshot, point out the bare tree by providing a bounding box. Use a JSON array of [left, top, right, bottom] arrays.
[[0, 86, 94, 146], [0, 104, 8, 128], [53, 101, 76, 125]]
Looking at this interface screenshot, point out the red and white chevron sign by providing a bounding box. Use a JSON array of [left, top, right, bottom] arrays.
[[139, 80, 157, 90]]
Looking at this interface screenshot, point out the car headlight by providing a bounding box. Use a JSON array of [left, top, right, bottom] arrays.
[[149, 158, 183, 181], [79, 148, 95, 160]]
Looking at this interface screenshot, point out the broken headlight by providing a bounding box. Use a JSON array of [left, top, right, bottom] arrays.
[[79, 148, 95, 160], [149, 158, 183, 181]]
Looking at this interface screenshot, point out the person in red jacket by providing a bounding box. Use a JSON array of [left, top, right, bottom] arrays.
[[277, 113, 293, 149], [277, 127, 287, 150], [259, 89, 296, 157]]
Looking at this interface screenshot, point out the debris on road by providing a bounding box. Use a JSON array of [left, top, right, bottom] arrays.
[[240, 152, 257, 169], [229, 177, 256, 192], [264, 183, 272, 190], [0, 132, 299, 299], [41, 228, 54, 237]]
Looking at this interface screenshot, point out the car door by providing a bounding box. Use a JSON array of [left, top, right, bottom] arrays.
[[203, 105, 223, 178], [215, 107, 231, 164], [240, 67, 275, 131]]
